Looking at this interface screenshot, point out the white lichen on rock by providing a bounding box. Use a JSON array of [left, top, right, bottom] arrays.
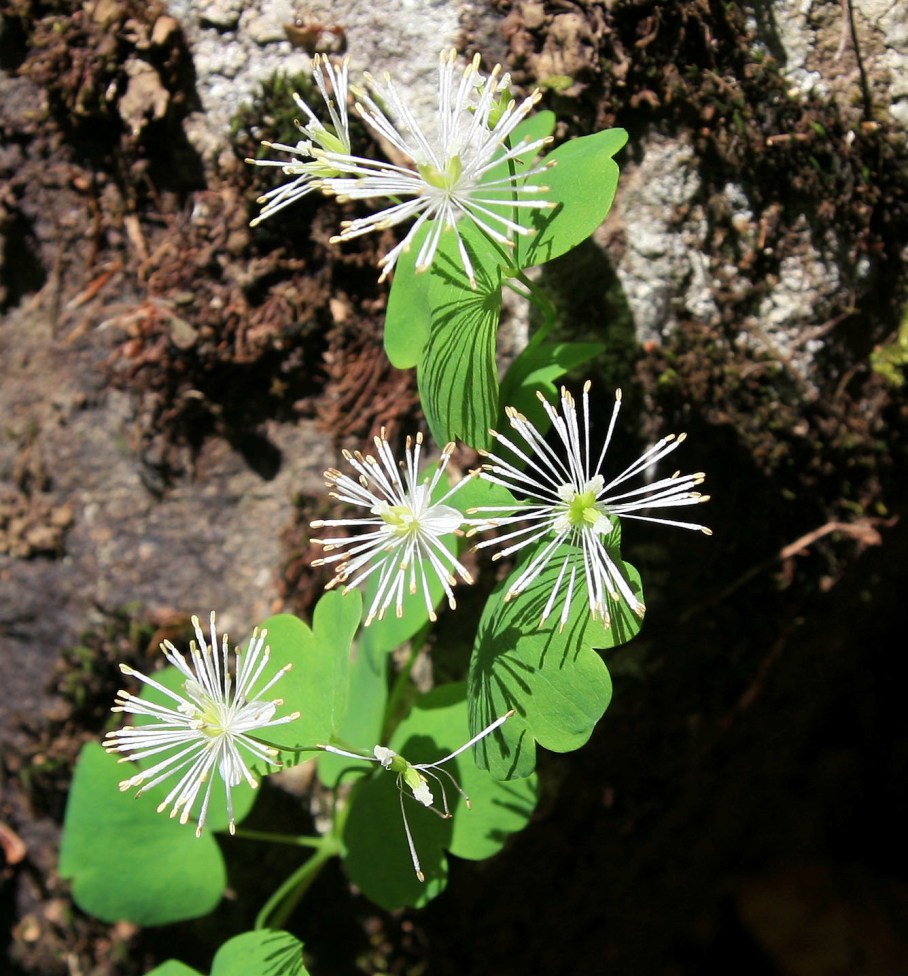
[[603, 133, 718, 347], [748, 0, 908, 130], [162, 0, 463, 161]]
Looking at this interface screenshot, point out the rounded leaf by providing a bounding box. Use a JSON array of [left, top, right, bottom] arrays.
[[468, 547, 643, 779], [341, 683, 538, 909], [59, 743, 227, 926]]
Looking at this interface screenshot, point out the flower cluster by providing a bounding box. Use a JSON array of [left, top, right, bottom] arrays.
[[248, 49, 553, 285], [309, 387, 709, 632], [105, 387, 709, 840], [105, 613, 298, 836]]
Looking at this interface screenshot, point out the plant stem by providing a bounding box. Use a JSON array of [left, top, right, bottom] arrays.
[[507, 268, 556, 347], [381, 636, 424, 742], [254, 834, 340, 931], [234, 828, 324, 848]]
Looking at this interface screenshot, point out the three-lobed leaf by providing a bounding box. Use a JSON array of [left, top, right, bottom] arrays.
[[468, 544, 643, 779], [340, 683, 538, 910], [147, 930, 308, 976]]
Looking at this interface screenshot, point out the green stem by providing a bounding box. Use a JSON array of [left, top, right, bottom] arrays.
[[506, 137, 521, 246], [252, 737, 322, 760], [381, 637, 423, 742], [234, 828, 324, 848], [508, 268, 556, 348], [500, 133, 555, 347], [255, 834, 340, 931]]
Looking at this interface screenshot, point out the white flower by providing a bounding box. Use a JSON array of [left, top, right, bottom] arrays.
[[469, 384, 712, 629], [105, 612, 299, 836], [320, 710, 513, 880], [246, 55, 352, 224], [310, 429, 474, 625], [326, 50, 553, 285], [250, 49, 553, 286]]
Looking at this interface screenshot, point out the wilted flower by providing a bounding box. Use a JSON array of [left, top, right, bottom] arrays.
[[320, 710, 513, 880], [105, 613, 299, 836], [310, 429, 473, 625], [470, 384, 712, 629]]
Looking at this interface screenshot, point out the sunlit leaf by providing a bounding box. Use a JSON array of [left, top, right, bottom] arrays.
[[468, 545, 644, 779], [513, 128, 628, 270], [256, 593, 361, 759]]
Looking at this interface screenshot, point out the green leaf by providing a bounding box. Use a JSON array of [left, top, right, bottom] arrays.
[[59, 742, 227, 925], [448, 472, 516, 515], [317, 630, 388, 788], [479, 110, 556, 187], [499, 340, 605, 435], [514, 127, 628, 270], [341, 683, 538, 910], [211, 930, 308, 976], [415, 222, 504, 449], [257, 592, 361, 758], [150, 930, 309, 976], [468, 546, 644, 779], [146, 964, 203, 976], [384, 223, 435, 368], [355, 584, 431, 654], [385, 219, 504, 370]]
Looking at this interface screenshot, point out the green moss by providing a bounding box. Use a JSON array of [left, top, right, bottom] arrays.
[[870, 306, 908, 387], [230, 70, 316, 149], [539, 74, 575, 92]]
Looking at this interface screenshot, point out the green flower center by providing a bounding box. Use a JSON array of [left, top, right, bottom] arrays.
[[418, 155, 463, 191], [318, 127, 347, 155], [195, 700, 228, 738], [376, 502, 418, 537], [566, 487, 604, 528]]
